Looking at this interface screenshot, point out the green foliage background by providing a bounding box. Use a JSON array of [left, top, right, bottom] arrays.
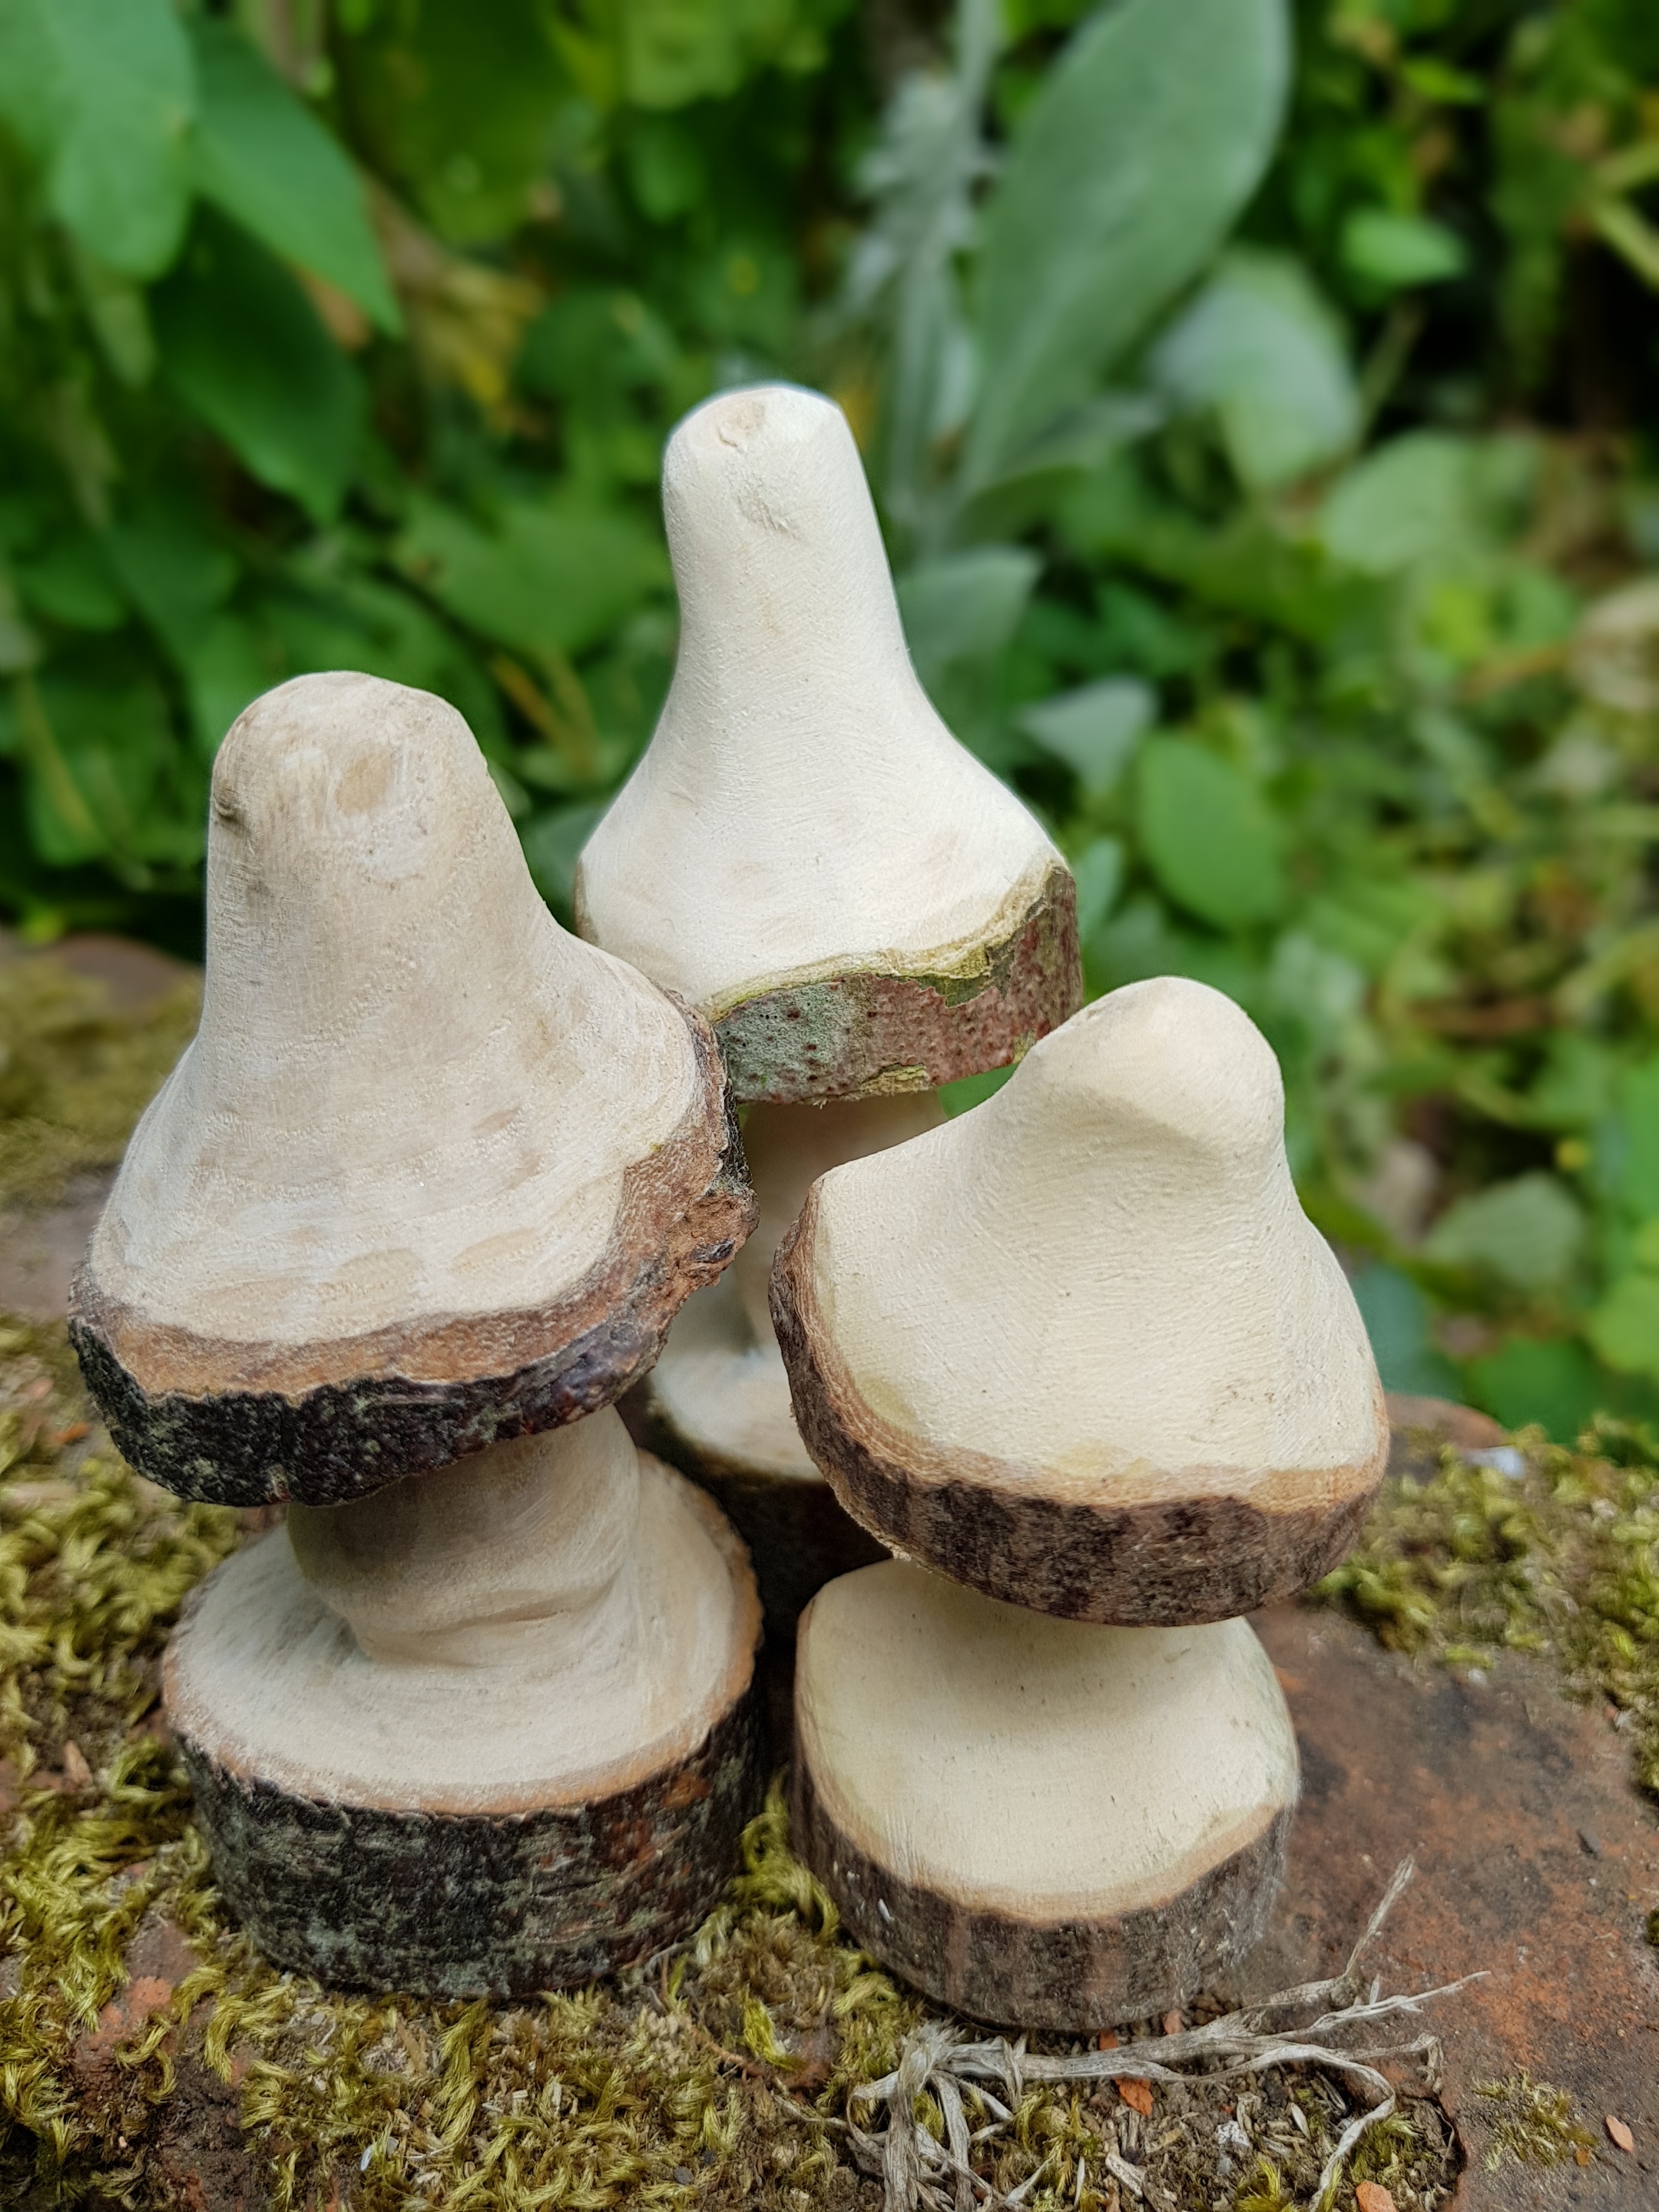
[[3, 0, 1659, 1436]]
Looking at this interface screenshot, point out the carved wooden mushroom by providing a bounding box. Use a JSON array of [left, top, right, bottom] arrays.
[[575, 383, 1081, 1624], [71, 672, 750, 1508], [71, 672, 763, 1995], [793, 1560, 1299, 2029], [773, 976, 1389, 1626]]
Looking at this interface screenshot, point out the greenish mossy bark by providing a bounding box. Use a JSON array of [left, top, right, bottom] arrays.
[[714, 865, 1080, 1104], [178, 1686, 767, 1998]]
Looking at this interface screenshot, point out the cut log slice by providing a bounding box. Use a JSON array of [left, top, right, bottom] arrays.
[[793, 1561, 1297, 2031], [631, 1097, 942, 1629], [574, 386, 1080, 1101], [773, 979, 1389, 1626], [167, 1430, 763, 1996], [69, 673, 753, 1507]]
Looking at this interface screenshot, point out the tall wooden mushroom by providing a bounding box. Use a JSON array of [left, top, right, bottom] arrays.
[[71, 672, 763, 1995], [774, 976, 1388, 2027], [575, 382, 1081, 1626]]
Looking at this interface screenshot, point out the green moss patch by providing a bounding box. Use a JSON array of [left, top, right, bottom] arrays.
[[1318, 1421, 1659, 1796], [0, 960, 200, 1214]]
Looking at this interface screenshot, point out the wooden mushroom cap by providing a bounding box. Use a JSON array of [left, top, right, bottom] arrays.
[[773, 978, 1389, 1624], [574, 386, 1079, 1102], [793, 1561, 1296, 2029], [629, 1098, 938, 1628], [69, 673, 752, 1507], [167, 1411, 763, 1995]]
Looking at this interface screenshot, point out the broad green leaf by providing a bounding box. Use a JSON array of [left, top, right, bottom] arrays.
[[1586, 1271, 1659, 1381], [1136, 737, 1286, 929], [1347, 1263, 1460, 1399], [1151, 251, 1359, 490], [939, 1061, 1017, 1117], [108, 498, 239, 662], [522, 800, 609, 916], [190, 20, 400, 335], [177, 612, 276, 762], [13, 0, 198, 280], [968, 0, 1289, 485], [896, 547, 1040, 686], [1071, 834, 1124, 939], [1320, 434, 1482, 575], [0, 0, 65, 164], [154, 212, 365, 525], [17, 673, 200, 869], [1465, 1337, 1605, 1443], [1619, 1057, 1659, 1219], [1341, 209, 1466, 290], [337, 0, 567, 242], [399, 494, 668, 661], [15, 535, 126, 631], [1421, 1171, 1586, 1290], [1018, 677, 1152, 791]]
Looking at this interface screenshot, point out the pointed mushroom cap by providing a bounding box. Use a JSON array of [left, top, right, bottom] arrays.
[[772, 977, 1388, 1623], [574, 385, 1078, 1101], [71, 673, 750, 1506]]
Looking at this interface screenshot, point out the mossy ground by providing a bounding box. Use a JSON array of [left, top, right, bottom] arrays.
[[0, 1331, 1461, 2211], [0, 945, 1634, 2210], [1316, 1420, 1659, 1800]]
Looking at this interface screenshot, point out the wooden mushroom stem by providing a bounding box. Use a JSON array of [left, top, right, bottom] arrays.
[[286, 1409, 643, 1671], [634, 1095, 942, 1628], [167, 1411, 764, 1995]]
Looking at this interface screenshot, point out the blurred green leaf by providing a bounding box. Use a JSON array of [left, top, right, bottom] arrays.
[[15, 671, 198, 869], [1421, 1171, 1586, 1290], [1152, 250, 1359, 490], [1136, 737, 1286, 929], [190, 19, 401, 334], [1465, 1336, 1605, 1442], [1587, 1272, 1659, 1381], [1340, 208, 1467, 290], [1071, 833, 1124, 939], [1348, 1263, 1461, 1398], [968, 0, 1289, 484], [522, 799, 608, 916], [1320, 433, 1482, 575], [337, 0, 568, 242], [1018, 677, 1152, 791], [153, 211, 365, 525], [399, 492, 668, 661], [108, 500, 239, 664], [0, 0, 196, 278], [896, 546, 1040, 686], [1618, 1058, 1659, 1219], [15, 535, 125, 632]]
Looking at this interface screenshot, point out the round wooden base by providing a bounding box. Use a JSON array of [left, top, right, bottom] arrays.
[[792, 1563, 1297, 2030], [626, 1273, 883, 1631], [167, 1462, 763, 1996]]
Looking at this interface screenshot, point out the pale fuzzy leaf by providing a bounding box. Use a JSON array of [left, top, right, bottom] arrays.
[[967, 0, 1289, 487]]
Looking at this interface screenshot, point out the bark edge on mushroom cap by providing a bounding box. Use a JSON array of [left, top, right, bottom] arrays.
[[704, 861, 1081, 1104], [772, 1186, 1388, 1626], [71, 1008, 754, 1508], [793, 1751, 1291, 2032]]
